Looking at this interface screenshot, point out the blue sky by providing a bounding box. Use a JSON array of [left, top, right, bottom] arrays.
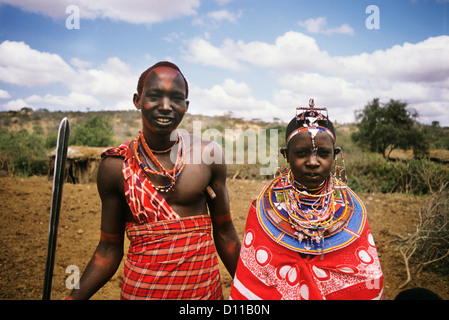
[[1, 0, 448, 125]]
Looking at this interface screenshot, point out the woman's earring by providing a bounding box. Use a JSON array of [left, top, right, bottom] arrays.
[[334, 146, 347, 184], [275, 147, 289, 178]]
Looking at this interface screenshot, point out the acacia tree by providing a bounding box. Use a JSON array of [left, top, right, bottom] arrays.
[[352, 99, 428, 159]]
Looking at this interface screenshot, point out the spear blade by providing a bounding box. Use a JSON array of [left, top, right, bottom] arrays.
[[42, 117, 70, 300]]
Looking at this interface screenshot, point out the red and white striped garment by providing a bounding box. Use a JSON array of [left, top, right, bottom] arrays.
[[102, 141, 180, 223], [102, 142, 223, 300]]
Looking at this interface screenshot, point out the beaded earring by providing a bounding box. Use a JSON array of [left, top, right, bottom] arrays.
[[333, 146, 347, 184]]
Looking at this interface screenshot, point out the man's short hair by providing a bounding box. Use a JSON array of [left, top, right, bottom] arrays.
[[137, 61, 189, 98]]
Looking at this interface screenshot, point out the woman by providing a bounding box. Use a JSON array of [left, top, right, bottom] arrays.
[[230, 101, 383, 300]]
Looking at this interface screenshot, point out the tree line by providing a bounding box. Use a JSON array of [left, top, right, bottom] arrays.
[[1, 99, 448, 195]]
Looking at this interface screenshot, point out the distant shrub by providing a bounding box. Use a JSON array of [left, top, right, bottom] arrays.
[[347, 154, 449, 195], [0, 129, 48, 176], [71, 114, 113, 147]]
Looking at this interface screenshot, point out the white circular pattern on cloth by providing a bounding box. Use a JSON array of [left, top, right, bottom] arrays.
[[357, 247, 374, 264], [368, 232, 375, 247], [255, 247, 271, 266], [244, 230, 254, 247], [312, 265, 330, 280], [286, 266, 299, 286], [336, 265, 357, 274], [277, 264, 292, 280], [300, 283, 309, 300]]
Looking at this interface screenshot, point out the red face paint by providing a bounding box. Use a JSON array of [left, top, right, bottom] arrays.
[[140, 66, 182, 103], [153, 66, 181, 91]]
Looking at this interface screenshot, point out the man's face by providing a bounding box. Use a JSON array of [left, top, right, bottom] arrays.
[[135, 66, 189, 136], [287, 131, 334, 189]]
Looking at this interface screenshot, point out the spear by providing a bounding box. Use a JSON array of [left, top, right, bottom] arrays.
[[42, 117, 70, 300]]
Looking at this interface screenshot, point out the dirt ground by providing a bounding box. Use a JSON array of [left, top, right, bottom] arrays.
[[0, 175, 447, 300]]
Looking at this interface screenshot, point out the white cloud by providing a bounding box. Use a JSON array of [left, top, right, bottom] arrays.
[[70, 57, 92, 69], [0, 89, 11, 99], [0, 40, 76, 86], [233, 32, 333, 70], [298, 17, 354, 35], [334, 36, 449, 82], [413, 101, 448, 125], [298, 17, 326, 33], [215, 0, 233, 5], [184, 32, 332, 72], [189, 79, 280, 120], [273, 73, 367, 124], [192, 9, 243, 30], [2, 98, 29, 111], [72, 57, 136, 101], [184, 37, 245, 71], [25, 92, 101, 109], [206, 9, 242, 24], [1, 28, 448, 125], [0, 40, 137, 111], [182, 32, 449, 124], [184, 32, 449, 82], [277, 73, 366, 103], [0, 0, 200, 25]]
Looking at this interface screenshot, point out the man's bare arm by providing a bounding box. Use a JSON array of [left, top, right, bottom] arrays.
[[67, 157, 126, 300], [207, 146, 241, 278]]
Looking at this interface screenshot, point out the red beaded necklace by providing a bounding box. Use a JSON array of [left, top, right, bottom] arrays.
[[132, 131, 185, 192]]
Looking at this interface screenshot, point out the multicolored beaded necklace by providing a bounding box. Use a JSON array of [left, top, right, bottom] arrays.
[[276, 169, 338, 248], [132, 131, 186, 192]]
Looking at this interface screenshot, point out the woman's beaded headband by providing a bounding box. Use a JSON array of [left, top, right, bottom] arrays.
[[286, 99, 335, 144], [286, 126, 335, 144]]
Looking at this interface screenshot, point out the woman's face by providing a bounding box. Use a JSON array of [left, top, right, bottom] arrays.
[[286, 130, 334, 189]]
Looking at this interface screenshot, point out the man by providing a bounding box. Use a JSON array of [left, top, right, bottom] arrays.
[[67, 61, 241, 300], [230, 101, 383, 300]]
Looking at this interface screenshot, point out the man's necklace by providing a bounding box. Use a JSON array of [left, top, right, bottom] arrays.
[[132, 131, 185, 192]]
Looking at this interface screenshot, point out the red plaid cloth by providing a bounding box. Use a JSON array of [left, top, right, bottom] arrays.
[[102, 142, 222, 300], [102, 141, 180, 223], [121, 215, 223, 300], [230, 201, 384, 300]]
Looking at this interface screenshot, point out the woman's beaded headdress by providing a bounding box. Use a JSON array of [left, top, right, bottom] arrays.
[[286, 99, 335, 144]]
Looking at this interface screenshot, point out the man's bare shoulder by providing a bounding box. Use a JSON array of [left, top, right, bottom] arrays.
[[180, 132, 221, 147], [181, 132, 225, 165], [97, 156, 124, 193]]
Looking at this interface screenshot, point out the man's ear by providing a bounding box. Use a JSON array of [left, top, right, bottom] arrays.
[[185, 100, 189, 112], [133, 93, 141, 110]]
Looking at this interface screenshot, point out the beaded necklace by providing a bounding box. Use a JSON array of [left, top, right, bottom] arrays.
[[131, 131, 185, 192], [280, 170, 337, 248]]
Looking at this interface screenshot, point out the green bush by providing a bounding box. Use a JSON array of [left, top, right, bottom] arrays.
[[347, 154, 449, 195], [70, 114, 113, 147], [0, 129, 48, 176]]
